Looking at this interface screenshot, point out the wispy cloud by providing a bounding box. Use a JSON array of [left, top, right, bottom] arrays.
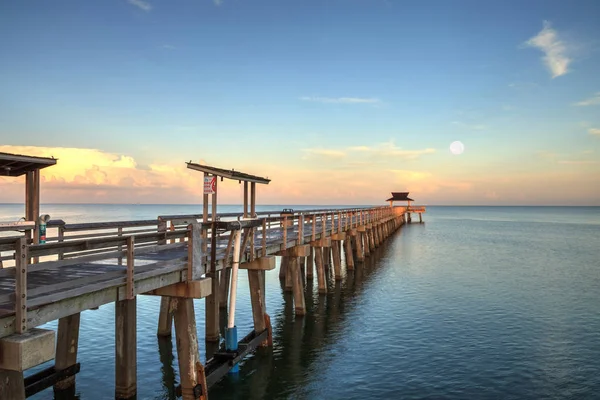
[[128, 0, 152, 11], [356, 141, 436, 160], [213, 0, 223, 5], [558, 160, 598, 165], [303, 141, 435, 162], [302, 148, 347, 159], [524, 21, 571, 78], [161, 44, 176, 50], [300, 96, 381, 104], [451, 121, 487, 130], [589, 128, 600, 136], [574, 93, 600, 106]]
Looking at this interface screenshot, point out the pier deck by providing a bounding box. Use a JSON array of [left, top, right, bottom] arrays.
[[0, 208, 422, 336]]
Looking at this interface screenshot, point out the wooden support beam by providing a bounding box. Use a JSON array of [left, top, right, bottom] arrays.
[[332, 240, 342, 280], [173, 298, 207, 400], [115, 297, 136, 399], [314, 247, 326, 294], [309, 237, 331, 248], [218, 234, 234, 309], [156, 218, 174, 337], [344, 237, 354, 270], [54, 313, 80, 392], [306, 246, 314, 280], [279, 254, 288, 280], [248, 270, 267, 334], [284, 256, 293, 292], [239, 256, 276, 271], [289, 257, 305, 316], [157, 297, 174, 337], [287, 244, 310, 257], [205, 178, 219, 343], [323, 246, 331, 267], [330, 232, 346, 241], [145, 279, 212, 299], [356, 232, 365, 261], [0, 369, 25, 400]]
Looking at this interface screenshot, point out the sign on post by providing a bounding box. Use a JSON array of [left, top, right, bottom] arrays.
[[204, 176, 216, 194]]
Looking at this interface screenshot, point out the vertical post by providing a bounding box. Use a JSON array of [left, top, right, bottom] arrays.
[[57, 223, 65, 261], [247, 208, 269, 345], [173, 298, 207, 400], [250, 182, 256, 217], [282, 216, 288, 250], [54, 313, 81, 392], [115, 297, 136, 399], [243, 181, 249, 218], [15, 237, 27, 333], [117, 227, 123, 266], [219, 234, 234, 309], [356, 231, 364, 262], [298, 214, 304, 244], [289, 256, 305, 316], [126, 237, 135, 300], [306, 246, 314, 280], [315, 247, 326, 294], [156, 220, 171, 337], [332, 240, 341, 280], [344, 237, 354, 270], [206, 175, 219, 342], [261, 218, 267, 257]]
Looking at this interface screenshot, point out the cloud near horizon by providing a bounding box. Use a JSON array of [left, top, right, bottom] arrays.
[[524, 21, 571, 78], [0, 145, 598, 207], [303, 141, 436, 162]]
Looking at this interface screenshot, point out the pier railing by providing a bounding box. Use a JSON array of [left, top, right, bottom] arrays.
[[0, 205, 410, 336]]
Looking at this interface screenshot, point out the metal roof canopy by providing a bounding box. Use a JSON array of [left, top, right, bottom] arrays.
[[0, 152, 57, 177], [386, 192, 415, 202], [186, 162, 270, 184]]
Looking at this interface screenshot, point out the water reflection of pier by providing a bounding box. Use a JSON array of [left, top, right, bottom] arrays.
[[204, 244, 391, 399]]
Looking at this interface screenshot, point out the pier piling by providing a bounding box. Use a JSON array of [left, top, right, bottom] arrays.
[[115, 298, 136, 399]]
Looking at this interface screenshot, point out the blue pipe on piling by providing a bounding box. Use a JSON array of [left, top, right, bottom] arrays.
[[225, 326, 239, 374]]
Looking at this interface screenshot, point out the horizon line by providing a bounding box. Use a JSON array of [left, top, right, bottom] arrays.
[[1, 203, 599, 207]]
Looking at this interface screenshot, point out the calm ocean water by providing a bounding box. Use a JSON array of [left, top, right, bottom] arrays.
[[1, 204, 599, 399]]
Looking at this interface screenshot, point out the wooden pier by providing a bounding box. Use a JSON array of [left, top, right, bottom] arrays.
[[0, 152, 425, 399]]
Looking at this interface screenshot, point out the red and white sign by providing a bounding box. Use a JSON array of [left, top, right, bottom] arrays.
[[204, 176, 216, 194]]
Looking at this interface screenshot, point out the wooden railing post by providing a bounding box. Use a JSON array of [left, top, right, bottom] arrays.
[[282, 216, 288, 251], [117, 227, 123, 266], [57, 223, 65, 261], [261, 218, 267, 257], [126, 237, 135, 300], [15, 237, 28, 333]]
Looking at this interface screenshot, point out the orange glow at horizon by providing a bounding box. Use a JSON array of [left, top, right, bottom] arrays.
[[0, 145, 598, 206]]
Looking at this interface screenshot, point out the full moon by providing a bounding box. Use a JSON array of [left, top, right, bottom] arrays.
[[450, 141, 465, 155]]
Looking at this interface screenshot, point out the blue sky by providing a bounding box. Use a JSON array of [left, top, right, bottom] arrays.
[[0, 0, 599, 205]]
